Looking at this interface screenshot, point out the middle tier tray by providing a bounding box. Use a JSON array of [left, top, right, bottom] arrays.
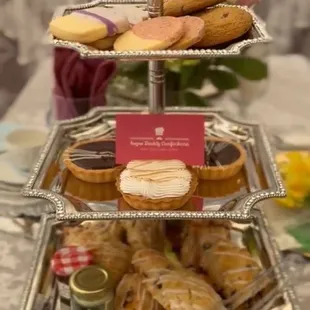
[[22, 107, 285, 221]]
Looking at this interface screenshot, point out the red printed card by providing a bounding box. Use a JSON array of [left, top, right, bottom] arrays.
[[116, 114, 205, 165]]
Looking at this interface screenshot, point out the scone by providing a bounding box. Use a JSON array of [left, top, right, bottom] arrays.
[[200, 240, 262, 298], [193, 136, 246, 180], [194, 7, 253, 47], [114, 17, 184, 51], [50, 7, 130, 43], [115, 273, 163, 310], [63, 220, 125, 245], [180, 220, 231, 268], [164, 0, 225, 17], [121, 220, 166, 252], [117, 160, 198, 210], [169, 16, 205, 50], [63, 138, 123, 183]]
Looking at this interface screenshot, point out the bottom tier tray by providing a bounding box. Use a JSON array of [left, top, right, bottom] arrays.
[[20, 208, 299, 310]]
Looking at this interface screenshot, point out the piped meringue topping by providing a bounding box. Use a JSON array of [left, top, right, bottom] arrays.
[[119, 160, 192, 199]]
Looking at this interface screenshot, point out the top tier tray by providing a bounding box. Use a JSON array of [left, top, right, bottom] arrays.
[[50, 0, 272, 60], [22, 107, 285, 221]]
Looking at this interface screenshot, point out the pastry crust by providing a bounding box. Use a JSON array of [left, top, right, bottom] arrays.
[[180, 220, 231, 268], [115, 273, 163, 310], [63, 138, 123, 183], [200, 240, 262, 298], [121, 220, 166, 252], [193, 136, 246, 180]]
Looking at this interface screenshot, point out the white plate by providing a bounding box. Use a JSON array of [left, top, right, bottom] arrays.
[[0, 152, 29, 185], [0, 122, 21, 153]]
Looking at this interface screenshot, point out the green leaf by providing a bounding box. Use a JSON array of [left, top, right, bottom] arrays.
[[206, 69, 239, 90], [117, 62, 148, 86], [182, 91, 208, 107], [218, 57, 268, 81]]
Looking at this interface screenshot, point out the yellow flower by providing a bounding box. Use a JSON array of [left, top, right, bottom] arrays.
[[275, 152, 310, 208]]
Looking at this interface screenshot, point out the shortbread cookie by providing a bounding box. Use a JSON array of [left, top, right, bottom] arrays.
[[170, 16, 205, 49], [164, 0, 225, 17], [50, 7, 130, 43], [89, 34, 120, 50], [114, 17, 184, 51], [194, 7, 253, 47]]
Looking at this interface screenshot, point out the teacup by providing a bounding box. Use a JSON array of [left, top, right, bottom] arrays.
[[5, 128, 48, 171]]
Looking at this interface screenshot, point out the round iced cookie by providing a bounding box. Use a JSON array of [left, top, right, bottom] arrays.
[[194, 7, 253, 48], [49, 7, 130, 44], [117, 5, 149, 25], [170, 16, 205, 50], [164, 0, 225, 17], [114, 16, 184, 51]]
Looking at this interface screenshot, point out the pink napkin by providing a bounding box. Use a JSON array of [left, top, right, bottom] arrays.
[[53, 48, 116, 120]]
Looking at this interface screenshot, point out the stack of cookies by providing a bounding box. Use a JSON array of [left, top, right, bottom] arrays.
[[49, 1, 254, 51]]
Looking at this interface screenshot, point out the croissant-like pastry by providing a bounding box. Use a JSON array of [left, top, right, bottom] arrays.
[[90, 240, 132, 284], [121, 220, 165, 252], [132, 248, 174, 278], [200, 240, 261, 298], [180, 220, 231, 268], [132, 249, 226, 310], [115, 273, 163, 310], [63, 220, 125, 246]]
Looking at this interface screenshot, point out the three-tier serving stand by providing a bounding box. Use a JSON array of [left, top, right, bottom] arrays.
[[19, 0, 302, 309]]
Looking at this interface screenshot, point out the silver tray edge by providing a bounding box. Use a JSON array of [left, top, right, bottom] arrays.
[[50, 1, 272, 59]]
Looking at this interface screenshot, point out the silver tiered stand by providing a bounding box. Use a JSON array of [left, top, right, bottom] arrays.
[[18, 0, 301, 309]]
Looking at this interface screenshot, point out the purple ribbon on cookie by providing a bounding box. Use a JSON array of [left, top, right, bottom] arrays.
[[74, 10, 118, 36]]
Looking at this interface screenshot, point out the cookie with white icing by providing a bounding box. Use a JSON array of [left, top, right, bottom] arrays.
[[50, 7, 130, 43]]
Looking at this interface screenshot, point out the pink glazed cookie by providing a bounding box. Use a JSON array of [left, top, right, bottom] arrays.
[[114, 16, 184, 51], [50, 7, 130, 43]]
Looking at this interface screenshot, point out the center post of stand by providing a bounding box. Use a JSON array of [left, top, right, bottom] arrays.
[[148, 0, 165, 114]]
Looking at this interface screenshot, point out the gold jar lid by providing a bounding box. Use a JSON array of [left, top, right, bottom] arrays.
[[69, 266, 112, 303]]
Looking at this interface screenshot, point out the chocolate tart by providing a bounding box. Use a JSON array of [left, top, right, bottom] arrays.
[[194, 137, 246, 180], [63, 139, 123, 183]]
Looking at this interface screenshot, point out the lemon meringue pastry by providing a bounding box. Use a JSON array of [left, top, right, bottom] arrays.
[[116, 160, 197, 210]]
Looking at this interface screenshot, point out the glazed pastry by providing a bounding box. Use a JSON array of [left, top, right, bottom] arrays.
[[91, 240, 132, 284], [121, 220, 166, 252], [132, 248, 174, 278], [180, 220, 231, 268], [164, 0, 224, 17], [63, 138, 123, 183], [114, 17, 184, 51], [115, 273, 163, 310], [194, 7, 253, 48], [133, 250, 225, 310], [200, 240, 262, 298], [193, 137, 246, 180], [50, 8, 130, 43], [117, 160, 198, 210], [169, 16, 205, 50], [63, 221, 125, 245]]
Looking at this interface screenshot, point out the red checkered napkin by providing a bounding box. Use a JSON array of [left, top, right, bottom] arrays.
[[51, 246, 93, 277]]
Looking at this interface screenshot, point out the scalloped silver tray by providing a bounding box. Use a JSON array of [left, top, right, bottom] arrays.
[[50, 0, 272, 60], [22, 107, 285, 221], [19, 208, 301, 310]]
